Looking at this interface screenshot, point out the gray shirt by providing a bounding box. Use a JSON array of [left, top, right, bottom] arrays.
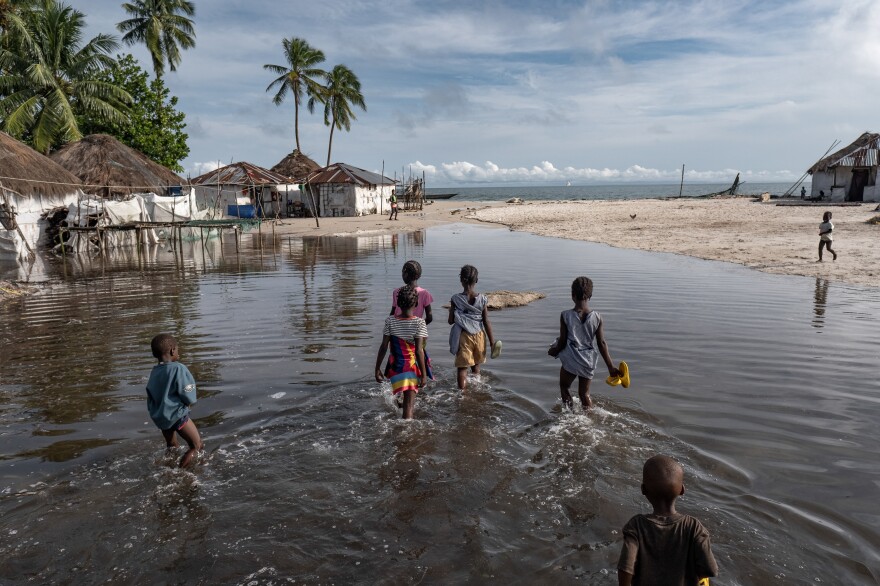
[[448, 292, 487, 354]]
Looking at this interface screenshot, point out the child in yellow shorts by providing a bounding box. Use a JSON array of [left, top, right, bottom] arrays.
[[447, 264, 497, 391]]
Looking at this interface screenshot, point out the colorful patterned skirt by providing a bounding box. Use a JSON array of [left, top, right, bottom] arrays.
[[384, 336, 433, 394]]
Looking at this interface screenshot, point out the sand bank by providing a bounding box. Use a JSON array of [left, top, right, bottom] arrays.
[[270, 200, 499, 238], [468, 198, 880, 288]]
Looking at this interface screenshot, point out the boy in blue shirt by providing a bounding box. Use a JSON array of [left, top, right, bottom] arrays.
[[146, 334, 203, 468]]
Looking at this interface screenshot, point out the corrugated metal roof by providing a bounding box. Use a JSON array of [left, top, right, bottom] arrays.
[[833, 147, 879, 168], [191, 161, 292, 186], [809, 132, 880, 173], [306, 162, 396, 186]]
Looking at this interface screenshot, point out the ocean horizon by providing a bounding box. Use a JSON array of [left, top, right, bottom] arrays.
[[425, 181, 806, 201]]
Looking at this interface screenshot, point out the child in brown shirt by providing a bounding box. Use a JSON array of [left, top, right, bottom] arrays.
[[617, 455, 718, 586]]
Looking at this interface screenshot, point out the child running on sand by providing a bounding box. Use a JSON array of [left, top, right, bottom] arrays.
[[818, 211, 837, 262], [548, 276, 619, 411], [390, 260, 433, 323], [146, 334, 204, 468], [448, 264, 498, 391], [376, 285, 433, 419], [618, 455, 719, 586]]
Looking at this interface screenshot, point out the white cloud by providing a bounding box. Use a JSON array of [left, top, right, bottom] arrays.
[[188, 161, 224, 177], [411, 160, 790, 184], [81, 1, 880, 185]]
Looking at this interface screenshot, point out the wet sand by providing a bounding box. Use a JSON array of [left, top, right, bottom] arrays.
[[468, 198, 880, 288], [271, 197, 880, 288], [270, 199, 500, 238]]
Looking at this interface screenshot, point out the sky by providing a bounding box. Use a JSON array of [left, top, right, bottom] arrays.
[[83, 0, 880, 186]]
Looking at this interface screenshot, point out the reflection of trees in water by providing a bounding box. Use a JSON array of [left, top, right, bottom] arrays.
[[285, 233, 427, 341], [812, 277, 829, 329], [0, 250, 222, 436]]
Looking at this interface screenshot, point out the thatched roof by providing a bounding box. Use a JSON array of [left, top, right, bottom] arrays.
[[0, 131, 81, 198], [191, 161, 291, 186], [270, 149, 320, 181], [49, 134, 183, 197], [809, 132, 880, 174]]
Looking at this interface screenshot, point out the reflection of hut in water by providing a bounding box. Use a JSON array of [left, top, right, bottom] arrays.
[[808, 132, 880, 202], [0, 131, 82, 261], [303, 163, 396, 217], [191, 162, 297, 219], [49, 134, 185, 199]]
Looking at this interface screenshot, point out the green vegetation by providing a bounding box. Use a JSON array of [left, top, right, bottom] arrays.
[[264, 37, 326, 153], [0, 0, 192, 170], [80, 54, 188, 172], [264, 39, 368, 165], [0, 0, 130, 154], [117, 0, 196, 80], [318, 64, 366, 166]]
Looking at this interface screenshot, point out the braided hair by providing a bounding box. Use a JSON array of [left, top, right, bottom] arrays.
[[459, 264, 479, 286], [571, 276, 593, 301], [402, 260, 422, 285], [396, 284, 419, 310]]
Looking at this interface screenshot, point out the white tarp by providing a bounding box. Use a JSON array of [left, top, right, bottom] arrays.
[[141, 191, 205, 222], [63, 192, 213, 252], [1, 189, 80, 261]]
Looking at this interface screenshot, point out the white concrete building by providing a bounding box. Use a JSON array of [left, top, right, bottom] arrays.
[[303, 163, 396, 217]]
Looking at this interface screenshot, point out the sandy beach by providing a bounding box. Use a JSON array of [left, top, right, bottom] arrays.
[[269, 197, 880, 288], [270, 199, 501, 238], [468, 198, 880, 288]]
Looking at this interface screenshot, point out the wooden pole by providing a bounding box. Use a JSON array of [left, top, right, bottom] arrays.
[[679, 164, 685, 197]]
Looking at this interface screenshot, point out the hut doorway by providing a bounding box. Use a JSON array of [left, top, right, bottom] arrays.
[[848, 168, 868, 201]]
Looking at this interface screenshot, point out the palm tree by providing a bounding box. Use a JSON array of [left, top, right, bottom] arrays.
[[117, 0, 195, 80], [316, 64, 365, 166], [0, 0, 32, 33], [0, 0, 130, 154], [263, 37, 325, 153]]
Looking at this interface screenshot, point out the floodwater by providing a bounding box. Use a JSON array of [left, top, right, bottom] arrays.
[[1, 224, 879, 584]]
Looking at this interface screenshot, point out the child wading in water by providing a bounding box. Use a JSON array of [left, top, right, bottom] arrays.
[[617, 455, 719, 585], [818, 211, 837, 262], [548, 277, 620, 411], [146, 334, 204, 468], [376, 285, 432, 419], [390, 260, 433, 323], [448, 264, 498, 391]]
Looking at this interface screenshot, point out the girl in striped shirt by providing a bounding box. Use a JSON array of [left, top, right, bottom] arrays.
[[375, 285, 433, 418]]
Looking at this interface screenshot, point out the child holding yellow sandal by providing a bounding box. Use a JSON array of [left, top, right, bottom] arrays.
[[548, 276, 621, 411]]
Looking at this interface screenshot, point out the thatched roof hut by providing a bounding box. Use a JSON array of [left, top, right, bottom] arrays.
[[49, 134, 183, 198], [271, 149, 320, 181], [0, 131, 81, 198], [807, 132, 880, 202], [808, 132, 880, 174]]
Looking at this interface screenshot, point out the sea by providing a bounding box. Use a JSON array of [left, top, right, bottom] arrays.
[[2, 219, 878, 584], [425, 182, 804, 201]]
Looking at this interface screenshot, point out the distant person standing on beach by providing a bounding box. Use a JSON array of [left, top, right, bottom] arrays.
[[801, 186, 807, 199], [548, 277, 620, 411], [818, 211, 837, 262], [389, 190, 399, 220]]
